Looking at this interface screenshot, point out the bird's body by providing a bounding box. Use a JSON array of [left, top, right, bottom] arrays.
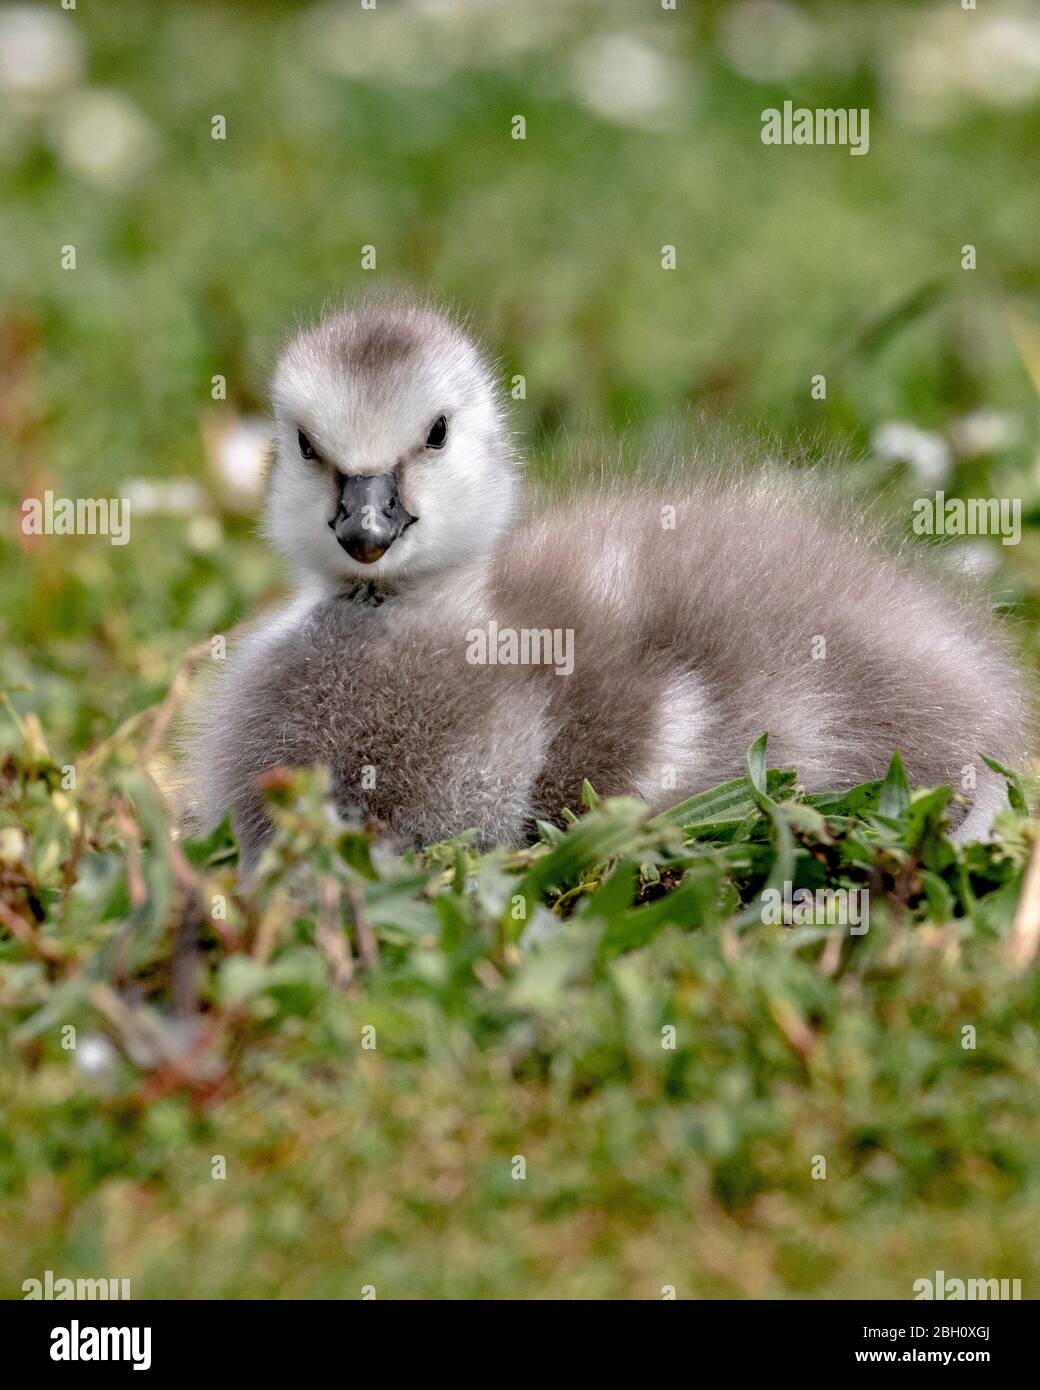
[[187, 338, 1027, 871]]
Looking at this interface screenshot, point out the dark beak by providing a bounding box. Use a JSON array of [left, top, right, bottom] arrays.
[[328, 469, 418, 564]]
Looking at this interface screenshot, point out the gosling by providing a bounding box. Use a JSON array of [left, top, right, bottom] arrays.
[[186, 300, 1028, 871]]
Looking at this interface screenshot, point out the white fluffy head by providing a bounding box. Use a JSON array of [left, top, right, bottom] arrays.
[[264, 301, 518, 588]]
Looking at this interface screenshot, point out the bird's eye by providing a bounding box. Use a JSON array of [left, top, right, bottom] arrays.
[[425, 416, 448, 450], [298, 430, 317, 460]]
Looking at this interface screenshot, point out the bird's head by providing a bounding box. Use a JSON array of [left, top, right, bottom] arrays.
[[265, 301, 518, 590]]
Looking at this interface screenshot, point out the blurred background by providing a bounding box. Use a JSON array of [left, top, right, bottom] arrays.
[[2, 0, 1039, 759]]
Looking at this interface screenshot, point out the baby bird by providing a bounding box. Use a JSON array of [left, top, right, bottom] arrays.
[[187, 300, 1027, 870]]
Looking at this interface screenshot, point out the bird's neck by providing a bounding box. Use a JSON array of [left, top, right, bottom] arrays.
[[336, 577, 396, 608], [328, 549, 500, 613]]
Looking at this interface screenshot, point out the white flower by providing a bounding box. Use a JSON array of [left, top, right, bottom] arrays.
[[719, 1, 818, 83], [50, 88, 156, 189], [124, 478, 207, 517], [75, 1035, 118, 1084], [570, 34, 685, 131], [949, 410, 1018, 458], [302, 0, 574, 83], [0, 5, 83, 107], [186, 515, 224, 553], [202, 412, 272, 512], [940, 542, 1001, 579], [301, 0, 455, 88], [887, 11, 1040, 127], [871, 422, 951, 485], [0, 825, 26, 864], [965, 15, 1040, 107]]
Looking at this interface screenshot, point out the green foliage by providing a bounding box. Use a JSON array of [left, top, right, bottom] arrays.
[[1, 714, 1038, 1298]]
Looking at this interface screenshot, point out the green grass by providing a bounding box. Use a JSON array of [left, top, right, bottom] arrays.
[[2, 721, 1039, 1299], [2, 0, 1040, 1299]]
